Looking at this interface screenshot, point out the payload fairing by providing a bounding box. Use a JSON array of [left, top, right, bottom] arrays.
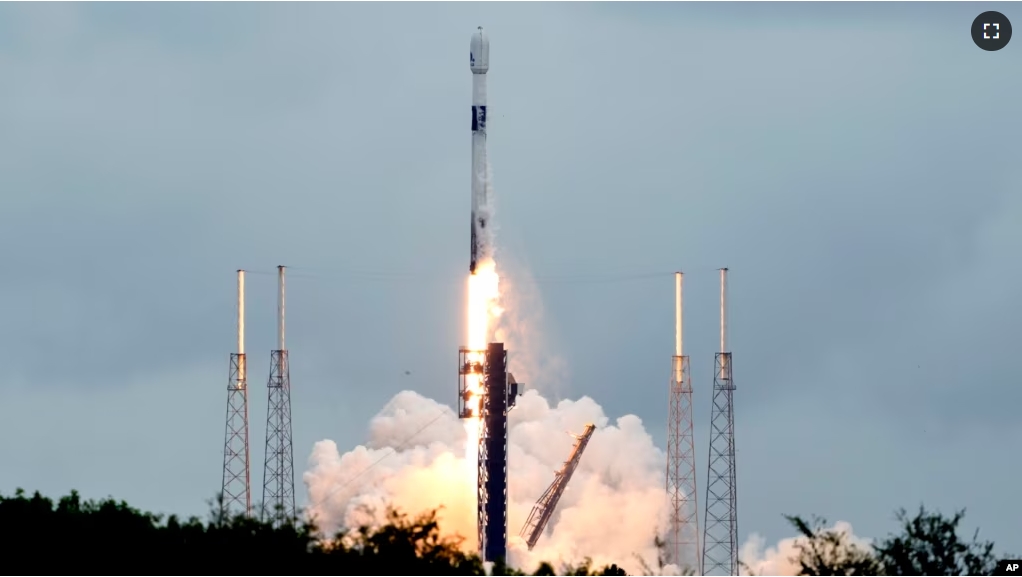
[[469, 26, 490, 274]]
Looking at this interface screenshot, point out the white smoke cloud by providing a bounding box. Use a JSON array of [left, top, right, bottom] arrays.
[[738, 521, 873, 576], [303, 389, 685, 575], [301, 386, 873, 576]]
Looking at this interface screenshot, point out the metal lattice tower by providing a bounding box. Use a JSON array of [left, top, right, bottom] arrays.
[[702, 268, 738, 575], [221, 270, 252, 518], [262, 265, 295, 526], [667, 272, 701, 572]]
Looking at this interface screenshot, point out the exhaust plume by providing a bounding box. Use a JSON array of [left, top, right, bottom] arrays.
[[304, 389, 682, 574]]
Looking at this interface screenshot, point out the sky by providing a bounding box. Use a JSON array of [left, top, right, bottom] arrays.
[[0, 0, 1020, 563]]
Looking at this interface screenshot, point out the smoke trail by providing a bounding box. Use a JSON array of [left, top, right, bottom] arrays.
[[476, 156, 567, 400], [493, 254, 570, 401], [304, 389, 682, 574]]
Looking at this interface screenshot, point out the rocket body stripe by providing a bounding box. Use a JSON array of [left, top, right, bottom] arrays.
[[470, 27, 490, 274]]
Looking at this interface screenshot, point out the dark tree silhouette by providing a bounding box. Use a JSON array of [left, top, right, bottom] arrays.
[[781, 514, 883, 576], [560, 558, 628, 576], [533, 561, 558, 576], [0, 489, 630, 575], [776, 507, 1010, 577], [872, 506, 1000, 576], [6, 489, 1009, 576], [317, 507, 483, 575]]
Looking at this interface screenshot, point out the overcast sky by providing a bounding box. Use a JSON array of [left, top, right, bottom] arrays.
[[0, 0, 1019, 557]]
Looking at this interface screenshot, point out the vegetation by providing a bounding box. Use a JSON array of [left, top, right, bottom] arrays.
[[0, 489, 627, 575], [1, 488, 1008, 575], [770, 506, 1010, 576]]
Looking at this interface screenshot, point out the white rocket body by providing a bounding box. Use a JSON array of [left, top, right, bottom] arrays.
[[469, 26, 490, 274]]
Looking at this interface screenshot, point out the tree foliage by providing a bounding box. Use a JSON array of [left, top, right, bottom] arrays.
[[561, 558, 627, 576], [317, 507, 482, 575], [0, 489, 628, 575], [780, 506, 1008, 577], [14, 487, 1003, 576], [872, 506, 1000, 576], [782, 514, 883, 576]]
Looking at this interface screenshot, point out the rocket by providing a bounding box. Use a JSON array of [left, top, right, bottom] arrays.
[[469, 26, 490, 274]]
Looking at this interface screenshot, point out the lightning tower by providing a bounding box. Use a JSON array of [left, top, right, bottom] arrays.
[[221, 270, 252, 518], [666, 272, 700, 571], [262, 265, 295, 526], [702, 268, 738, 575]]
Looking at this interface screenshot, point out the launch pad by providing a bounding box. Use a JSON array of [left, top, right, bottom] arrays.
[[458, 343, 521, 563]]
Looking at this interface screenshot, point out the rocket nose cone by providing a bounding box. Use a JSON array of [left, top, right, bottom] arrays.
[[470, 27, 490, 73]]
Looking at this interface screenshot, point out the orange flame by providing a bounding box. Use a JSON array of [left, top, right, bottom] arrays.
[[465, 257, 501, 479]]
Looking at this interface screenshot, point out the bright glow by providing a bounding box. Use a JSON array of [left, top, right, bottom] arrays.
[[464, 256, 502, 478], [468, 258, 502, 349], [466, 257, 503, 411]]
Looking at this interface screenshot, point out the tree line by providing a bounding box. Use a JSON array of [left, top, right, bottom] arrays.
[[0, 488, 1011, 575], [0, 489, 623, 575], [768, 507, 1011, 576]]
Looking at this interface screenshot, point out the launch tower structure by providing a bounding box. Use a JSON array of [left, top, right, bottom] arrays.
[[262, 265, 296, 526], [666, 272, 701, 571], [702, 268, 738, 575], [221, 270, 252, 518], [520, 423, 596, 550], [458, 342, 521, 563]]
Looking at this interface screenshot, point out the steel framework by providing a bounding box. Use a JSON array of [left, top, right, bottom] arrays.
[[667, 272, 700, 572], [520, 423, 596, 550], [262, 266, 295, 526], [668, 354, 700, 571], [702, 268, 738, 575], [221, 270, 251, 519]]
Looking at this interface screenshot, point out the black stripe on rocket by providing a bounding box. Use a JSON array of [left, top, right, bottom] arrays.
[[472, 105, 487, 132]]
